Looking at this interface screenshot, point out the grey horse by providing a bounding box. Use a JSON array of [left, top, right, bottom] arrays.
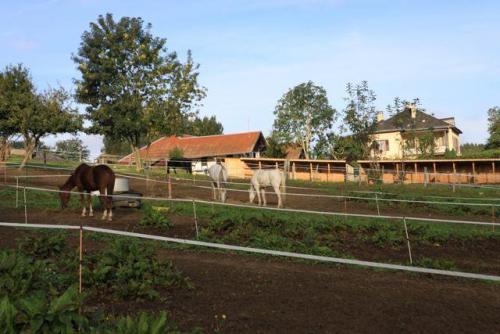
[[207, 163, 228, 202], [249, 169, 286, 208]]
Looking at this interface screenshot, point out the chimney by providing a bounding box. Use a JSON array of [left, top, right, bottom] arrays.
[[376, 112, 384, 122], [405, 102, 417, 119], [441, 117, 455, 126]]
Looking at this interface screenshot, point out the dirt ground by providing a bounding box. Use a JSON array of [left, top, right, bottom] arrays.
[[0, 227, 499, 333], [1, 168, 500, 332], [5, 167, 498, 222]]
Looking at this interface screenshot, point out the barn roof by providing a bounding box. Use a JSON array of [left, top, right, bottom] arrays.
[[119, 131, 266, 163]]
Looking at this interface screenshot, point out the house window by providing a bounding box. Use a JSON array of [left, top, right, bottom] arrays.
[[436, 134, 446, 146], [375, 140, 389, 152]]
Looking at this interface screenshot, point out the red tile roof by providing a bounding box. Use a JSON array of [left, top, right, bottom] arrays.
[[119, 131, 265, 163]]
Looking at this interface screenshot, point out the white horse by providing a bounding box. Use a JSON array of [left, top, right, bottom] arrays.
[[207, 163, 228, 202], [249, 169, 286, 208]]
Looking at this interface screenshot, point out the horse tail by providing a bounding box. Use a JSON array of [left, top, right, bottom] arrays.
[[107, 174, 115, 207]]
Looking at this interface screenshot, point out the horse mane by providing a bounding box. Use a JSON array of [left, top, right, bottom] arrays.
[[61, 163, 89, 189]]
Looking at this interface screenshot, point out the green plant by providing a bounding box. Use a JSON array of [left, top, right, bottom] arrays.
[[140, 203, 171, 229], [103, 311, 182, 334], [0, 285, 88, 333], [18, 232, 66, 259], [86, 239, 190, 300]]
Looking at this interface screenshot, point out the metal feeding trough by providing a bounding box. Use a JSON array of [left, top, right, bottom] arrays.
[[90, 178, 143, 208]]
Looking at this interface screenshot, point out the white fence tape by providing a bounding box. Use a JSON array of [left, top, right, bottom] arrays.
[[3, 183, 499, 227], [0, 221, 498, 282]]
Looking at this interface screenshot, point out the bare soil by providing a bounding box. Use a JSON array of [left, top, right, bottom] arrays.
[[0, 227, 499, 333]]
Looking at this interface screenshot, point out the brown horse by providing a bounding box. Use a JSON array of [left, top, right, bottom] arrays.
[[59, 163, 115, 221]]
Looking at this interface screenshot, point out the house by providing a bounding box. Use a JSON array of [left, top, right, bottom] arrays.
[[119, 131, 267, 172], [370, 103, 462, 159]]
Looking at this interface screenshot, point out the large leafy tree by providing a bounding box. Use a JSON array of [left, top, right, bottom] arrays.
[[272, 81, 336, 159], [0, 65, 81, 167], [73, 14, 205, 170], [54, 138, 90, 161], [341, 81, 377, 160], [0, 65, 27, 161], [184, 115, 223, 136], [486, 106, 500, 149]]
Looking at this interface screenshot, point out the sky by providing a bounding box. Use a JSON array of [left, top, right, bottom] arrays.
[[1, 0, 499, 159]]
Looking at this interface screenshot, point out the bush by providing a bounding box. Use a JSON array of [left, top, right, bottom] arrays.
[[18, 233, 66, 259], [86, 239, 190, 300], [140, 204, 171, 229], [0, 286, 87, 334]]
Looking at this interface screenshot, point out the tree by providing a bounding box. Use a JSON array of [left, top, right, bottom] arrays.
[[272, 81, 336, 159], [73, 13, 205, 170], [54, 138, 90, 161], [0, 65, 81, 167], [386, 97, 428, 159], [0, 66, 24, 161], [486, 106, 500, 149], [184, 115, 223, 136], [102, 135, 142, 156], [341, 81, 378, 160], [263, 132, 287, 158]]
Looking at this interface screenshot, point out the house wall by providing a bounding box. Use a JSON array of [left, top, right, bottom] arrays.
[[371, 128, 461, 159], [371, 131, 403, 159]]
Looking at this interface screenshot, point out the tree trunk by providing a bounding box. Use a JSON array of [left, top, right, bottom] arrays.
[[19, 139, 36, 169], [0, 137, 8, 162]]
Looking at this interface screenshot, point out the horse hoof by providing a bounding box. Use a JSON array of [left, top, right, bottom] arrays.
[[89, 213, 94, 217], [107, 218, 112, 222]]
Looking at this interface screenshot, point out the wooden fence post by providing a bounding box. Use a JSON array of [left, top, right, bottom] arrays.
[[403, 217, 413, 264], [192, 200, 199, 238], [168, 174, 172, 199], [452, 162, 456, 192], [23, 186, 27, 224], [16, 176, 19, 208], [79, 221, 83, 294], [375, 193, 380, 216], [492, 205, 496, 232], [424, 167, 428, 187], [327, 163, 330, 182]]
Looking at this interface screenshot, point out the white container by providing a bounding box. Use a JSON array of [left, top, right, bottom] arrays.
[[113, 178, 130, 193]]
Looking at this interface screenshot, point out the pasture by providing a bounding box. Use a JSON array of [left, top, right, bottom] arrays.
[[1, 163, 500, 332]]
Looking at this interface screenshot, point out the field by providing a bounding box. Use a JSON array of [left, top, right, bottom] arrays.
[[1, 163, 500, 332]]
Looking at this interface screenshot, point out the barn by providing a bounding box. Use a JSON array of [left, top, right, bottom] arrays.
[[118, 131, 267, 172]]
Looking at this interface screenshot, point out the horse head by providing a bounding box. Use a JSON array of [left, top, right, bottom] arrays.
[[58, 185, 71, 209], [249, 186, 255, 204], [221, 188, 228, 203]]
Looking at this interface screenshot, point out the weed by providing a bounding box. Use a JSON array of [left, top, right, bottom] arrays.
[[140, 203, 171, 229]]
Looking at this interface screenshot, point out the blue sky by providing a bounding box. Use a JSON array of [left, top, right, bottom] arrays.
[[1, 0, 499, 158]]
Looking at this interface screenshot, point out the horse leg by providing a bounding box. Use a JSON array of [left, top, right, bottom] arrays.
[[256, 185, 261, 206], [106, 185, 113, 222], [80, 192, 86, 217], [212, 183, 217, 201], [273, 184, 282, 208], [87, 193, 93, 217], [261, 188, 266, 206], [101, 188, 108, 221]]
